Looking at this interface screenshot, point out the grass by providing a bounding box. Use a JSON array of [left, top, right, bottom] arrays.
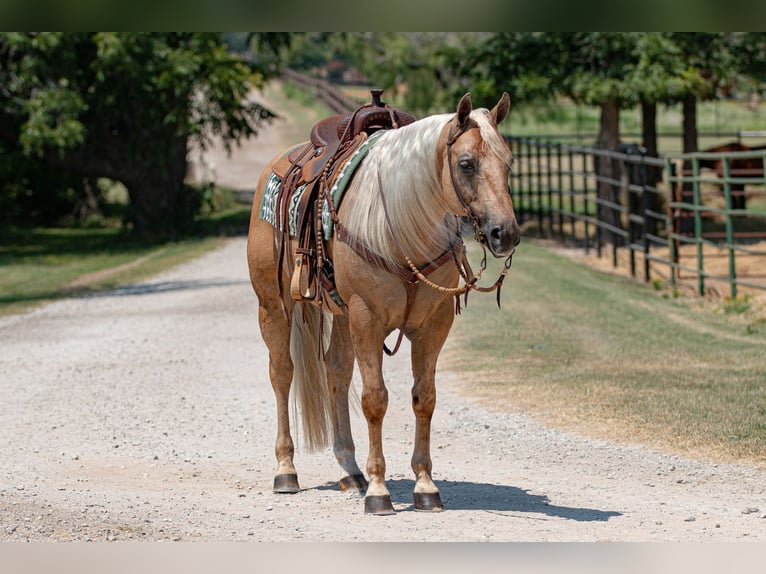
[[443, 240, 766, 466], [0, 227, 224, 316], [0, 188, 253, 317]]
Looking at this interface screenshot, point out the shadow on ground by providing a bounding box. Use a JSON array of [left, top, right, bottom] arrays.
[[87, 279, 249, 298], [315, 478, 621, 521]]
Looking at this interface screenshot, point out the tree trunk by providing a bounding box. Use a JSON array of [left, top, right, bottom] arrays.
[[640, 100, 660, 237], [679, 93, 699, 235], [641, 100, 658, 159], [682, 93, 699, 154], [74, 177, 103, 224], [44, 131, 194, 238], [596, 101, 623, 245], [124, 135, 192, 238]]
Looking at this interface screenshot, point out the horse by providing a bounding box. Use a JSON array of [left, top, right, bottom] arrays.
[[246, 92, 520, 515], [698, 142, 766, 210]]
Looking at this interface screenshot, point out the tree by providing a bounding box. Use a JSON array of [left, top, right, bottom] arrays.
[[309, 33, 485, 115], [666, 33, 736, 154], [556, 33, 641, 244], [0, 32, 280, 236]]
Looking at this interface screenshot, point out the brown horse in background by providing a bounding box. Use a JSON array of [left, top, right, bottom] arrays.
[[699, 142, 766, 210], [247, 93, 519, 515]]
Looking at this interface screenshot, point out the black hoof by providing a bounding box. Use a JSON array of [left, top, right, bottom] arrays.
[[339, 474, 368, 493], [413, 491, 444, 512], [273, 473, 300, 494], [364, 495, 396, 515]]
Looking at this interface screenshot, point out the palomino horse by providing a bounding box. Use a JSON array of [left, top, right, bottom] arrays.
[[247, 92, 520, 515]]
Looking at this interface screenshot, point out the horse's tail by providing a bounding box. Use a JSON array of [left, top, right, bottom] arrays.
[[290, 302, 332, 452]]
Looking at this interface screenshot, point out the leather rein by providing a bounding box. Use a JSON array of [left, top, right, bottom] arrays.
[[326, 119, 513, 356], [410, 121, 514, 301]]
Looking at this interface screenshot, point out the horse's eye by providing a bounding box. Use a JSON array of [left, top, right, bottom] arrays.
[[458, 158, 476, 173]]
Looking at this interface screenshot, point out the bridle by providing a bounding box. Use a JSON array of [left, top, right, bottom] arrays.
[[395, 117, 514, 309], [329, 115, 516, 356], [445, 122, 487, 245]]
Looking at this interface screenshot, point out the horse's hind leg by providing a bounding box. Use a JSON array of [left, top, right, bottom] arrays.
[[409, 298, 454, 512], [325, 315, 367, 492], [258, 299, 301, 493]]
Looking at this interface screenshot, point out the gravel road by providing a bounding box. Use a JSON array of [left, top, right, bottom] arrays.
[[2, 237, 765, 542], [2, 85, 765, 542]]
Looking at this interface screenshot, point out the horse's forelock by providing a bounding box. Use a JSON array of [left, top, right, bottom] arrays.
[[471, 109, 513, 169]]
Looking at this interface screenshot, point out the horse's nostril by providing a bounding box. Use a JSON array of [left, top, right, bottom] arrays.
[[490, 227, 502, 240]]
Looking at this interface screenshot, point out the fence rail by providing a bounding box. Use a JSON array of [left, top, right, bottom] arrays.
[[282, 69, 359, 114], [508, 136, 766, 298]]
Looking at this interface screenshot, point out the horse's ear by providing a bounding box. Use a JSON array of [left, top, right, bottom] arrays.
[[490, 92, 511, 125], [456, 92, 472, 128]]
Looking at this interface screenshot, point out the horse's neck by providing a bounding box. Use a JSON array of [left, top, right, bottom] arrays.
[[339, 134, 454, 267], [373, 128, 455, 264]]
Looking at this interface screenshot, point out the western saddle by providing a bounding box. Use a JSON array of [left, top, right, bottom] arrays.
[[272, 89, 416, 314]]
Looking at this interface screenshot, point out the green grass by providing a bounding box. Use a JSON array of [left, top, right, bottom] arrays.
[[0, 227, 227, 316], [444, 240, 766, 465], [0, 189, 253, 317]]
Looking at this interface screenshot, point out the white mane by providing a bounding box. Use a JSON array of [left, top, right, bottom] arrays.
[[341, 108, 508, 267]]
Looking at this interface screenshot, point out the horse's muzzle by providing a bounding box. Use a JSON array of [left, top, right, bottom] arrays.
[[485, 222, 521, 257]]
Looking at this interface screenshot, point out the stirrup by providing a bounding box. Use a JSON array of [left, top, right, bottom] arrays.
[[290, 254, 316, 301]]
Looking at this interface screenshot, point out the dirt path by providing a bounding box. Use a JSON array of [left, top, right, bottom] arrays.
[[186, 81, 321, 192], [2, 237, 765, 542], [2, 85, 765, 542]]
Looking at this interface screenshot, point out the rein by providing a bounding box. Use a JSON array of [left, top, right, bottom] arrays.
[[398, 121, 513, 307], [324, 117, 514, 356]]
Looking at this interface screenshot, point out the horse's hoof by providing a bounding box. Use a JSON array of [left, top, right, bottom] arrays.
[[339, 474, 368, 493], [273, 473, 300, 494], [364, 495, 396, 515], [413, 491, 444, 512]]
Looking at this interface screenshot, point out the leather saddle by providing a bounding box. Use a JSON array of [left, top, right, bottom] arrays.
[[272, 89, 415, 313], [273, 89, 415, 182]]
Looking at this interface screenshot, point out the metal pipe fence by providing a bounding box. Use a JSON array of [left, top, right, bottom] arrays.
[[507, 136, 766, 298]]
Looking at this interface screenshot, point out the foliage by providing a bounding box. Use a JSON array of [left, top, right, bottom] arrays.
[[561, 33, 641, 108], [724, 293, 753, 315], [444, 33, 759, 112], [338, 33, 460, 112], [442, 33, 557, 110], [0, 33, 282, 236], [284, 32, 485, 115]]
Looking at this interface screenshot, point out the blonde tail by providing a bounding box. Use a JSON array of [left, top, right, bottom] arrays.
[[290, 303, 332, 452]]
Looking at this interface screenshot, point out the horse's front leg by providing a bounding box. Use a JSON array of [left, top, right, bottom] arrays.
[[347, 299, 395, 515], [409, 297, 454, 511]]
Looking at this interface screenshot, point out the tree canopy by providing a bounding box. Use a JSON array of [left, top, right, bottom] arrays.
[[3, 32, 765, 237], [0, 32, 281, 236]]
